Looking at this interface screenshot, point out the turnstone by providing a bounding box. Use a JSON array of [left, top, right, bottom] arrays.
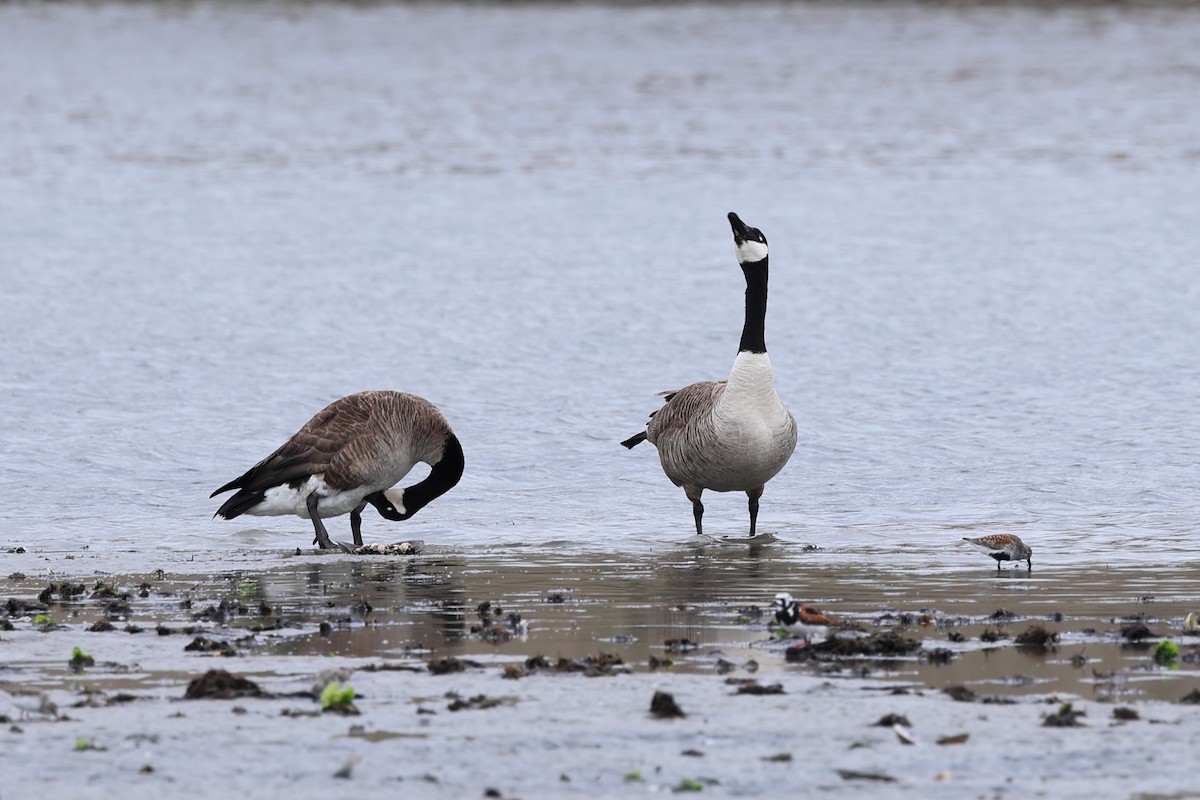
[[962, 534, 1032, 571], [772, 593, 833, 643]]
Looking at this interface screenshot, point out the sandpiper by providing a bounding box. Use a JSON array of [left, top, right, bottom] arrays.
[[962, 534, 1033, 571], [2, 688, 58, 720]]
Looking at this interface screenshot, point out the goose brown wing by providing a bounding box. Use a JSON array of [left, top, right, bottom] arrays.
[[211, 394, 377, 498], [645, 381, 726, 444]]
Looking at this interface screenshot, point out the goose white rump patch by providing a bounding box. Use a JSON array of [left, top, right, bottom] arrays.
[[249, 476, 373, 519]]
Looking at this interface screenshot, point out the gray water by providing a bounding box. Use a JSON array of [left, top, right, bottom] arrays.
[[2, 1, 1199, 567]]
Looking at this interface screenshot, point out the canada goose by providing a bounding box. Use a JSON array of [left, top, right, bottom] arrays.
[[211, 390, 463, 552], [622, 212, 797, 537], [772, 593, 835, 643], [962, 534, 1032, 571]]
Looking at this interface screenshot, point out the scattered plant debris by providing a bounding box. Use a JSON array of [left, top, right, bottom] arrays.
[[1121, 623, 1155, 642], [68, 647, 94, 673], [665, 638, 699, 654], [650, 690, 686, 718], [728, 679, 784, 696], [184, 637, 236, 657], [1153, 639, 1180, 667], [427, 657, 481, 675], [1015, 625, 1059, 652], [521, 653, 627, 677], [943, 685, 977, 703], [446, 693, 512, 712], [924, 648, 955, 664], [837, 769, 897, 783], [762, 752, 792, 762], [786, 632, 921, 662], [353, 541, 422, 556], [320, 682, 359, 715], [873, 713, 911, 727], [1112, 707, 1139, 721], [183, 669, 268, 700], [1178, 689, 1200, 705], [1043, 702, 1085, 727]]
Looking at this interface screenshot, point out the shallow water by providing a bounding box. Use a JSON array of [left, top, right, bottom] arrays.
[[2, 4, 1199, 565]]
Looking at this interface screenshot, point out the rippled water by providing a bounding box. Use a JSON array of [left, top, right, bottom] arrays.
[[1, 2, 1198, 567]]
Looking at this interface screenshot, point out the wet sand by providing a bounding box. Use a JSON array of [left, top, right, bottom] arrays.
[[4, 543, 1199, 798]]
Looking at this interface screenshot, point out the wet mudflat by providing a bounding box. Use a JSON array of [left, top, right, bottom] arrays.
[[3, 543, 1199, 798]]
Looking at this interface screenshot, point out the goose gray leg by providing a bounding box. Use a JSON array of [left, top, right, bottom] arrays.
[[307, 494, 350, 553], [350, 502, 367, 547], [685, 485, 705, 536], [747, 486, 764, 537]]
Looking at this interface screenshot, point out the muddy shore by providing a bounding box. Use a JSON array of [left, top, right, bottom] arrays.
[[4, 543, 1199, 799]]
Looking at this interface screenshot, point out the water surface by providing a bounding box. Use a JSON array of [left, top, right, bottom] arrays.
[[0, 2, 1197, 570]]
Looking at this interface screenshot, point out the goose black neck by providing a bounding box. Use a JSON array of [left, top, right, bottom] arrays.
[[406, 433, 464, 516], [372, 434, 464, 520], [738, 260, 769, 354]]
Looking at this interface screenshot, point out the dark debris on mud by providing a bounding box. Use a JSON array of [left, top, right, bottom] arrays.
[[184, 669, 269, 700], [1015, 625, 1060, 652], [785, 632, 922, 663], [1043, 703, 1086, 728], [727, 678, 785, 696], [650, 690, 686, 718]]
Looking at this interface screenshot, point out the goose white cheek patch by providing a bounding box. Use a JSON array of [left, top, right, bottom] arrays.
[[383, 488, 407, 516], [735, 239, 768, 264]]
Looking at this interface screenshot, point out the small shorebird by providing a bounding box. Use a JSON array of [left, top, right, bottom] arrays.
[[2, 688, 58, 720], [772, 593, 834, 643], [212, 390, 463, 552], [962, 534, 1033, 571], [621, 212, 797, 538]]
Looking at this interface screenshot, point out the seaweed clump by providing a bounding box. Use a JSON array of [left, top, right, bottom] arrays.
[[785, 632, 921, 663]]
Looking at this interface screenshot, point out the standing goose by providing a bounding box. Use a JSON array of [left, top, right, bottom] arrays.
[[211, 390, 464, 552], [621, 212, 797, 537]]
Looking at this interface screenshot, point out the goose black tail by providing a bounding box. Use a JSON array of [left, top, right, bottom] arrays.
[[213, 489, 266, 520], [620, 432, 647, 449]]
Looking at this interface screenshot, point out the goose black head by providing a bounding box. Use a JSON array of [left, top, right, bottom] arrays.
[[728, 212, 768, 266]]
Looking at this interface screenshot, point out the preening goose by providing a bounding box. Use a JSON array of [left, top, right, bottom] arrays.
[[211, 390, 463, 552], [622, 212, 797, 537]]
